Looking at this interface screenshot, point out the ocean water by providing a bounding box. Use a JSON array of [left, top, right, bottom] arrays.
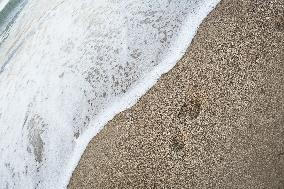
[[0, 0, 26, 46], [0, 0, 220, 188]]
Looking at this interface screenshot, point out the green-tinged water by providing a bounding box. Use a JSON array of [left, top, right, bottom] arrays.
[[0, 0, 26, 45]]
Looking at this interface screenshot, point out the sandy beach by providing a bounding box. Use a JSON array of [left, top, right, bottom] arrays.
[[69, 0, 284, 188]]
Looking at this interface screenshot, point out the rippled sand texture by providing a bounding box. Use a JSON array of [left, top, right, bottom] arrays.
[[69, 0, 284, 188]]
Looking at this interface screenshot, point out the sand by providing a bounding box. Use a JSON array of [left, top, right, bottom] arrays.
[[68, 0, 284, 188]]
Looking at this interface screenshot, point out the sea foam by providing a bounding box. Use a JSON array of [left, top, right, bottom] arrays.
[[0, 0, 220, 188]]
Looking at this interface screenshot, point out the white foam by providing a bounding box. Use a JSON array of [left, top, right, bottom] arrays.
[[0, 0, 220, 188]]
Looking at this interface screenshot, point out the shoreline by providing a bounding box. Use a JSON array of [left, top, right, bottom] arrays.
[[60, 1, 220, 188], [69, 0, 284, 188]]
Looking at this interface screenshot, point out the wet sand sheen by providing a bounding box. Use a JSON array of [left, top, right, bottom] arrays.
[[69, 0, 284, 188]]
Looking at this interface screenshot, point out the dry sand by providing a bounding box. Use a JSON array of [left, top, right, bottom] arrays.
[[69, 0, 284, 188]]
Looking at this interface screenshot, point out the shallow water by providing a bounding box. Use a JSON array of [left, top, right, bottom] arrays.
[[0, 0, 220, 188], [0, 0, 26, 46]]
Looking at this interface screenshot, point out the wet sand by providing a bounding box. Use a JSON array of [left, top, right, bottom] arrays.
[[69, 0, 284, 188]]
